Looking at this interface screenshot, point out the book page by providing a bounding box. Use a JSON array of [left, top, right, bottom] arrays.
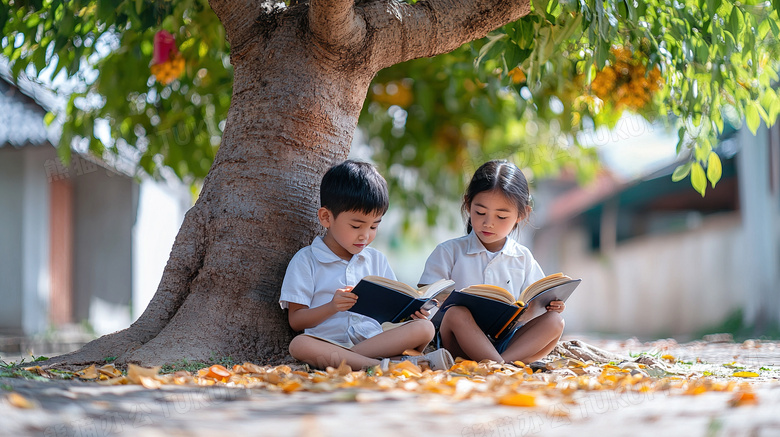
[[519, 273, 573, 303], [460, 284, 517, 305], [361, 275, 420, 297], [418, 278, 456, 299]]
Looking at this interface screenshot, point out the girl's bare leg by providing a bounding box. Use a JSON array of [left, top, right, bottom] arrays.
[[439, 306, 503, 362], [500, 311, 564, 363]]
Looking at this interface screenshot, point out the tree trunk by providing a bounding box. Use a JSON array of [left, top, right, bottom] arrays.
[[46, 0, 530, 367]]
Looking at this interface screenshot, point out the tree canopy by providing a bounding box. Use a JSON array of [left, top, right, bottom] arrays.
[[2, 0, 779, 207]]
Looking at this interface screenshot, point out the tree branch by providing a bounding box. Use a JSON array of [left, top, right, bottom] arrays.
[[362, 0, 531, 71], [208, 0, 265, 51], [309, 0, 366, 52]]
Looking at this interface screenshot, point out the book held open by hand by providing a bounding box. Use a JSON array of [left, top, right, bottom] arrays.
[[348, 276, 456, 324], [430, 273, 581, 341]]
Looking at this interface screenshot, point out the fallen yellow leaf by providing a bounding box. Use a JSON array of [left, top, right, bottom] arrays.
[[7, 392, 36, 409], [127, 364, 161, 385], [205, 364, 231, 382], [97, 364, 122, 378], [729, 390, 758, 407], [733, 371, 759, 378], [75, 364, 99, 379], [498, 393, 536, 407]]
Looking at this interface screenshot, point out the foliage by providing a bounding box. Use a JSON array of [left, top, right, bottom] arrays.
[[1, 0, 779, 205], [1, 0, 231, 181], [458, 0, 780, 196]]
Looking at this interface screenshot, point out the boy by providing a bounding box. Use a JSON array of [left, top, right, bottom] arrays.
[[280, 160, 453, 371]]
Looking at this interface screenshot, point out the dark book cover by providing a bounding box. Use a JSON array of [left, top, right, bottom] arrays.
[[515, 279, 580, 326], [432, 279, 581, 340], [349, 279, 453, 323], [431, 291, 523, 340]]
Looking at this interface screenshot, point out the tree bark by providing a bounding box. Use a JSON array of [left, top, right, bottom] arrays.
[[46, 0, 531, 367]]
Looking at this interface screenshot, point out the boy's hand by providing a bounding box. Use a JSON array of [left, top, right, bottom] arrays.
[[331, 286, 358, 312], [410, 298, 438, 319], [546, 300, 565, 313], [410, 308, 431, 320]]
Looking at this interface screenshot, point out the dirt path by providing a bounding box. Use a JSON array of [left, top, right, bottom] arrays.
[[2, 336, 779, 437]]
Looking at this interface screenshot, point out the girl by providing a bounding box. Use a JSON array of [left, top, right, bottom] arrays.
[[419, 160, 565, 364]]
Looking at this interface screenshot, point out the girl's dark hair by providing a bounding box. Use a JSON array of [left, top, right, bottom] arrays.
[[321, 160, 389, 217], [463, 160, 531, 234]]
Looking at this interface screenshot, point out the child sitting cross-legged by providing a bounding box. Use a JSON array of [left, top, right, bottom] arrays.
[[280, 160, 454, 371]]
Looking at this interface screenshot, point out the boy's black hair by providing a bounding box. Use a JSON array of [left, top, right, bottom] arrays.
[[320, 160, 389, 217]]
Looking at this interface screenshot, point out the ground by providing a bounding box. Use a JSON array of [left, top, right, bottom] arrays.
[[2, 334, 779, 437]]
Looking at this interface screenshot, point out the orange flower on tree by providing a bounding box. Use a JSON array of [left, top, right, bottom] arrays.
[[508, 67, 526, 84], [150, 30, 185, 85], [370, 80, 413, 108], [589, 46, 663, 111]]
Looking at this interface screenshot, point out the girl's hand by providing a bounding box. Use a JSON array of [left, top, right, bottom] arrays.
[[546, 300, 565, 313], [331, 286, 358, 312]]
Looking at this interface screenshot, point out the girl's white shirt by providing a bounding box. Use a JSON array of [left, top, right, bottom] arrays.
[[419, 231, 545, 300]]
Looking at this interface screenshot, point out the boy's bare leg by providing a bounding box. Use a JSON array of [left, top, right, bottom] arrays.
[[439, 306, 503, 362], [350, 319, 434, 358], [500, 311, 564, 363], [289, 335, 380, 370]]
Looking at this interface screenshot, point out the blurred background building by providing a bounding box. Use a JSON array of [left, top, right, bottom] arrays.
[[530, 124, 780, 340], [0, 69, 190, 357]]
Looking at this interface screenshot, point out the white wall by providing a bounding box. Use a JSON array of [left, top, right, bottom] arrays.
[[736, 125, 780, 328], [72, 168, 137, 335], [22, 146, 53, 336], [0, 148, 25, 333], [132, 177, 190, 321], [548, 213, 745, 339]]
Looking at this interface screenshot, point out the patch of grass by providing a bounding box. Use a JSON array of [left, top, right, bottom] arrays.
[[1, 384, 12, 391], [1, 358, 25, 368], [0, 367, 48, 381], [103, 356, 117, 363], [696, 308, 780, 342], [160, 353, 238, 374], [161, 359, 209, 374], [209, 352, 236, 368]]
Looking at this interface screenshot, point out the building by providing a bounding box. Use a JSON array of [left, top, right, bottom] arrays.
[[0, 68, 190, 351], [531, 123, 780, 339]]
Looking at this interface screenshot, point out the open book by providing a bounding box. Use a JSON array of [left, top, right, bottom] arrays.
[[349, 276, 456, 324], [431, 273, 581, 341]]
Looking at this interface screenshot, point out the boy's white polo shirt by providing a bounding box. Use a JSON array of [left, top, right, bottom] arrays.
[[419, 231, 545, 300], [280, 236, 396, 348]]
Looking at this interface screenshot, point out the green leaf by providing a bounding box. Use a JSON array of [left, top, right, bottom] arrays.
[[532, 0, 549, 17], [711, 108, 724, 134], [676, 126, 686, 154], [672, 162, 693, 182], [475, 34, 507, 67], [504, 42, 522, 70], [0, 6, 8, 33], [43, 112, 56, 126], [729, 6, 744, 38], [707, 152, 722, 188], [768, 17, 780, 38], [745, 101, 761, 134], [691, 162, 707, 197]]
